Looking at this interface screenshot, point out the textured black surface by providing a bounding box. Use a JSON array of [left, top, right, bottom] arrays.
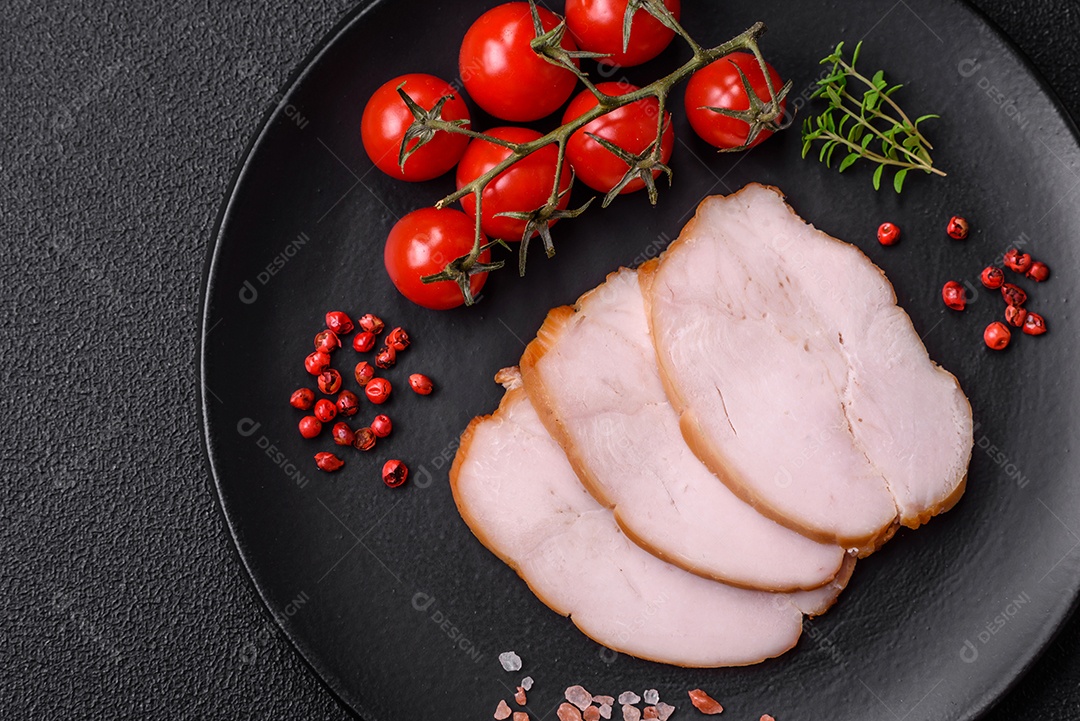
[[3, 0, 1080, 719]]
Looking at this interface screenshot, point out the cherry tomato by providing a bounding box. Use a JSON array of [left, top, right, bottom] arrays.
[[459, 3, 580, 122], [565, 0, 680, 67], [685, 52, 786, 149], [562, 81, 673, 194], [361, 74, 470, 181], [456, 126, 572, 241], [384, 207, 490, 310]]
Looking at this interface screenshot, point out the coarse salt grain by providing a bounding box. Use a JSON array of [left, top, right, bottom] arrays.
[[558, 703, 583, 721], [495, 700, 512, 720], [521, 676, 534, 691], [512, 713, 528, 721], [643, 690, 659, 705], [618, 692, 640, 706], [566, 685, 593, 711], [499, 651, 522, 672], [599, 704, 612, 719], [688, 689, 724, 715], [515, 687, 528, 706], [642, 707, 658, 720], [584, 706, 600, 721], [622, 704, 641, 721], [656, 702, 675, 721], [760, 716, 776, 721]]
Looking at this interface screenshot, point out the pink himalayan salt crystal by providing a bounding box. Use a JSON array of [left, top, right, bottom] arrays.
[[761, 716, 777, 721], [521, 676, 534, 691], [558, 703, 583, 721], [566, 685, 593, 711], [501, 651, 522, 673], [599, 704, 612, 719], [618, 692, 640, 705], [499, 652, 522, 672], [622, 704, 641, 721], [515, 687, 528, 706], [583, 706, 600, 721], [643, 690, 659, 705], [643, 707, 658, 720], [656, 703, 676, 721], [688, 689, 724, 715], [494, 700, 512, 720], [513, 713, 529, 721], [594, 696, 615, 707]]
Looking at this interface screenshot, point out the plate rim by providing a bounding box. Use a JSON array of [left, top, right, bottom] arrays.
[[196, 1, 1080, 719]]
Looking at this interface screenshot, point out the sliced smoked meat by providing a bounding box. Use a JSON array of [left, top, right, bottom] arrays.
[[643, 184, 973, 550], [519, 267, 845, 591], [450, 372, 852, 667]]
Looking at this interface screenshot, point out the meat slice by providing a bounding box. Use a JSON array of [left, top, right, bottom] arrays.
[[643, 184, 973, 550], [450, 371, 852, 668], [519, 267, 845, 591]]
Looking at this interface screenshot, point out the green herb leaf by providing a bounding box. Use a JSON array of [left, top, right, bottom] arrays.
[[826, 141, 839, 167], [893, 168, 909, 193], [798, 39, 944, 193]]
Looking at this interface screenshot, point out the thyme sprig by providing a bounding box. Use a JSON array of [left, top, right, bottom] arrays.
[[400, 1, 789, 305], [801, 41, 945, 193]]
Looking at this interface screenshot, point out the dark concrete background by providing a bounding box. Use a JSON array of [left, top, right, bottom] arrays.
[[2, 0, 1078, 718]]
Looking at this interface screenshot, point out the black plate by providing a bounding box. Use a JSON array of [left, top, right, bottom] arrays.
[[200, 1, 1080, 718]]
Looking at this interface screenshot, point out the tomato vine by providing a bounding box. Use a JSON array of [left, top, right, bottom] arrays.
[[399, 0, 789, 305]]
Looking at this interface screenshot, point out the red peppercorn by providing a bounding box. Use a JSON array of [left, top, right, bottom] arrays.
[[1023, 312, 1047, 336], [336, 390, 360, 417], [382, 459, 408, 488], [314, 330, 341, 353], [946, 216, 969, 240], [984, 321, 1011, 350], [353, 331, 376, 353], [941, 281, 966, 311], [1004, 305, 1028, 327], [315, 452, 345, 472], [353, 427, 377, 451], [298, 415, 322, 439], [331, 422, 355, 447], [1003, 248, 1033, 274], [289, 388, 315, 410], [370, 414, 392, 438], [876, 222, 900, 246], [304, 351, 331, 375], [317, 368, 343, 395], [313, 398, 337, 423], [325, 311, 354, 335], [1027, 261, 1050, 282], [375, 346, 397, 369], [354, 361, 375, 386], [358, 313, 385, 334], [980, 266, 1004, 290], [1001, 283, 1027, 307], [365, 377, 391, 404], [409, 373, 434, 395], [385, 327, 410, 351]]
